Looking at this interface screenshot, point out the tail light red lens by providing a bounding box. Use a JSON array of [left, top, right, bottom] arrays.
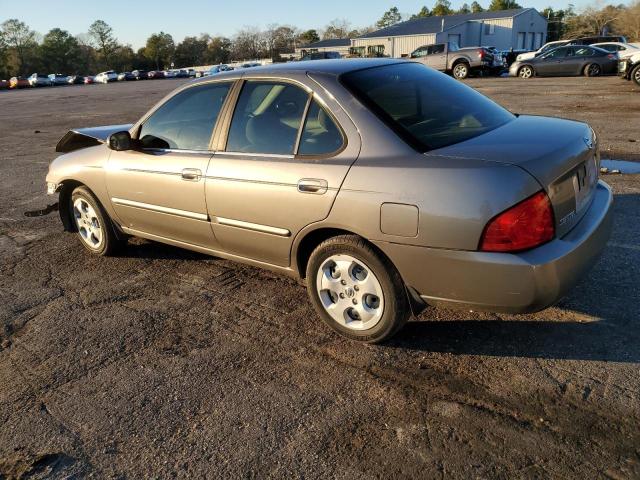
[[478, 48, 485, 59], [480, 191, 555, 252], [607, 53, 616, 59]]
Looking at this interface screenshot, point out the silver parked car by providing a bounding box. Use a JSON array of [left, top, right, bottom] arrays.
[[46, 59, 613, 343]]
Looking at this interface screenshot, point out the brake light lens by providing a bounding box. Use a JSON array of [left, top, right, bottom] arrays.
[[607, 53, 616, 59], [478, 48, 485, 59], [480, 191, 555, 252]]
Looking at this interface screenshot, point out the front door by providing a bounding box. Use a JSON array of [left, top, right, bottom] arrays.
[[106, 80, 232, 248], [535, 46, 570, 76], [205, 79, 360, 267]]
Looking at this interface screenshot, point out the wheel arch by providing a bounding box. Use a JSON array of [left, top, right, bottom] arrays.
[[292, 226, 427, 316]]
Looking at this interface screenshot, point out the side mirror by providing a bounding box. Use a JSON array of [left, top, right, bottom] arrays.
[[108, 131, 133, 151]]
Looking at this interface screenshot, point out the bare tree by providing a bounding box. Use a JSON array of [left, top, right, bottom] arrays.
[[614, 1, 640, 41], [323, 19, 352, 40]]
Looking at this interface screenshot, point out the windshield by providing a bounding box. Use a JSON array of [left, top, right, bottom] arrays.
[[340, 62, 514, 152]]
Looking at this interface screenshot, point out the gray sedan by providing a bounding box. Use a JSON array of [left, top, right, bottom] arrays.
[[46, 59, 612, 343], [510, 45, 618, 78]]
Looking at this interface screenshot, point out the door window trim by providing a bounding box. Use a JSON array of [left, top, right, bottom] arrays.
[[217, 78, 347, 160], [131, 78, 237, 153]]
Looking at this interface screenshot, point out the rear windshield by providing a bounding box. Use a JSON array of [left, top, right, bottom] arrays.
[[340, 62, 514, 152]]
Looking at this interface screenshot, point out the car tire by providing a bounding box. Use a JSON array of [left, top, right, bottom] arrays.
[[70, 186, 125, 256], [452, 62, 469, 80], [584, 63, 601, 77], [631, 64, 640, 86], [305, 235, 410, 343], [518, 65, 534, 79]]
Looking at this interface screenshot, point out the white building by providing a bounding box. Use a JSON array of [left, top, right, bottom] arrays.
[[352, 8, 548, 58]]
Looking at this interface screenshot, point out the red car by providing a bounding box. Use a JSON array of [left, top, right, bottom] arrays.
[[84, 76, 94, 85], [9, 77, 30, 89], [0, 79, 9, 90]]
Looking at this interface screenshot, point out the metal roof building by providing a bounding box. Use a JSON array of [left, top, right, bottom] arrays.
[[352, 8, 547, 58]]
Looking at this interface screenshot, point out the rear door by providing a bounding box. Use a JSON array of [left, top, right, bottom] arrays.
[[205, 77, 360, 266], [428, 44, 448, 70]]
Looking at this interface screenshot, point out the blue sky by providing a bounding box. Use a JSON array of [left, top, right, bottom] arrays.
[[0, 0, 625, 49]]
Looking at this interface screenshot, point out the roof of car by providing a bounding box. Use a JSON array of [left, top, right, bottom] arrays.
[[191, 58, 406, 85]]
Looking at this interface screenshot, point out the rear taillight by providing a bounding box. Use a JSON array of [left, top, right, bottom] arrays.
[[607, 53, 616, 59], [478, 48, 485, 59], [479, 191, 555, 252]]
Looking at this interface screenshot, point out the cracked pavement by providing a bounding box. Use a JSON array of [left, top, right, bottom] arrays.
[[1, 76, 639, 478]]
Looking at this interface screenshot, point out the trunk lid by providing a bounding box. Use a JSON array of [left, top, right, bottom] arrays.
[[426, 115, 599, 237]]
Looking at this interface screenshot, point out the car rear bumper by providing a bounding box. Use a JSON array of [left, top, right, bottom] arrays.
[[375, 180, 613, 314]]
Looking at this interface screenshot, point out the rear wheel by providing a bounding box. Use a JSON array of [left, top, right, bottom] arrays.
[[631, 64, 640, 86], [584, 63, 601, 77], [452, 62, 469, 80], [70, 186, 125, 256], [306, 235, 410, 343], [518, 65, 534, 79]]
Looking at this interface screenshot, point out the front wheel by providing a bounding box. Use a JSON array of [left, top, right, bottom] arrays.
[[584, 63, 601, 77], [631, 65, 640, 86], [306, 235, 410, 343], [518, 65, 534, 79], [70, 186, 125, 256], [452, 62, 469, 80]]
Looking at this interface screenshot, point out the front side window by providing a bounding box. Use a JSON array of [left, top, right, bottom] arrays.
[[139, 82, 231, 151], [542, 47, 568, 59], [226, 81, 309, 155], [298, 99, 344, 155], [412, 47, 428, 58], [341, 62, 514, 152]]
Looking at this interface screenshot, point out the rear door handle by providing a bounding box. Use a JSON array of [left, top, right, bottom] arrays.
[[181, 168, 202, 181], [297, 178, 328, 194]]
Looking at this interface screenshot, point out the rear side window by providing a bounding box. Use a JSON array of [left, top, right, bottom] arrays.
[[298, 99, 344, 155], [226, 81, 309, 155], [139, 82, 231, 150], [341, 62, 514, 152]]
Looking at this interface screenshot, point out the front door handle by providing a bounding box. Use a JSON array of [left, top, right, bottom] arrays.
[[181, 168, 202, 181], [297, 178, 328, 194]]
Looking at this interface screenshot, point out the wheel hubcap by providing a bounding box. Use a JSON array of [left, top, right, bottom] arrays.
[[520, 67, 531, 78], [73, 198, 103, 249], [316, 254, 384, 331], [589, 64, 600, 75], [633, 69, 640, 83]]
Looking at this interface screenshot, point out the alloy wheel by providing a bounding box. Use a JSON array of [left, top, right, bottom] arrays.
[[315, 254, 385, 331], [73, 198, 103, 249], [519, 66, 533, 78], [633, 67, 640, 85], [587, 63, 601, 76], [453, 64, 468, 79]]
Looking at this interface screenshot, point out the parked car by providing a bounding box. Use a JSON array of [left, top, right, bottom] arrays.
[[47, 59, 612, 343], [163, 70, 178, 78], [84, 76, 95, 85], [619, 51, 640, 86], [240, 62, 261, 68], [147, 70, 164, 79], [482, 46, 507, 74], [516, 36, 628, 62], [592, 42, 640, 59], [410, 42, 494, 79], [0, 79, 9, 90], [117, 72, 136, 81], [28, 73, 52, 87], [510, 45, 617, 78], [49, 74, 70, 86], [301, 51, 342, 61], [94, 71, 118, 83], [186, 69, 197, 77], [131, 70, 148, 80], [68, 75, 87, 85], [9, 76, 30, 88], [202, 65, 233, 76]]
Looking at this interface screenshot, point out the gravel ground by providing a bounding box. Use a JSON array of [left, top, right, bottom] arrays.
[[0, 75, 639, 479]]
